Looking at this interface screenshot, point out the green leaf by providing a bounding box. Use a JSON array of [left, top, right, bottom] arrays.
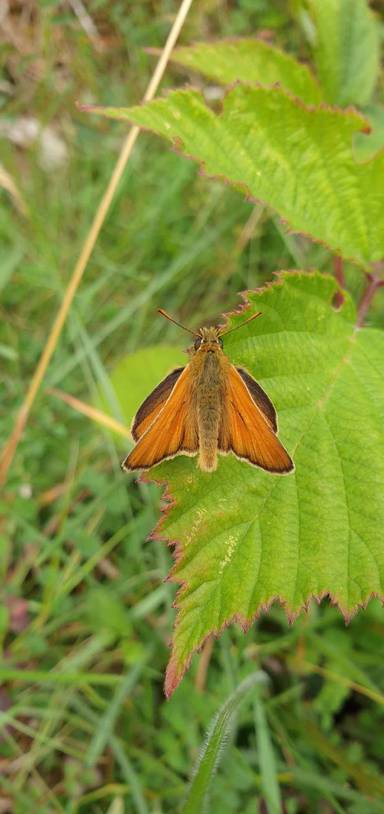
[[170, 39, 323, 104], [143, 272, 384, 695], [181, 671, 267, 814], [308, 0, 380, 107], [84, 86, 384, 266]]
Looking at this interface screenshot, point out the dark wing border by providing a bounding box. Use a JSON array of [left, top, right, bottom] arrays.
[[237, 368, 277, 432]]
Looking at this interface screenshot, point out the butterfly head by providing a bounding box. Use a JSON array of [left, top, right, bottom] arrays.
[[157, 307, 263, 353], [193, 326, 224, 353]]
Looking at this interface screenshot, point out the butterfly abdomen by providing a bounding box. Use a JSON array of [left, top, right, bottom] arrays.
[[195, 350, 226, 472]]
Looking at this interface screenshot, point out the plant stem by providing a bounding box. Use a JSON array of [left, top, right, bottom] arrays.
[[333, 256, 345, 309], [195, 635, 214, 692], [356, 273, 384, 328]]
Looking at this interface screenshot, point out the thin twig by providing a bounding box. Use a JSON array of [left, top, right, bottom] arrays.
[[0, 161, 28, 215], [356, 272, 384, 328], [68, 0, 102, 53], [195, 635, 214, 692], [235, 203, 264, 253], [0, 0, 194, 488], [333, 255, 345, 309], [47, 387, 131, 439]]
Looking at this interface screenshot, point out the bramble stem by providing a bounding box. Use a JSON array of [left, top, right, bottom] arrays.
[[333, 256, 345, 309], [195, 635, 214, 692], [356, 273, 384, 328]]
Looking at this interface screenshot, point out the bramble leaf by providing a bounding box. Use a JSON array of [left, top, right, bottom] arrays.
[[85, 86, 384, 266], [170, 39, 323, 104], [139, 272, 384, 695], [308, 0, 380, 107]]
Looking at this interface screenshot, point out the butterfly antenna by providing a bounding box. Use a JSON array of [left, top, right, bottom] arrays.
[[157, 308, 197, 336], [220, 311, 262, 337]]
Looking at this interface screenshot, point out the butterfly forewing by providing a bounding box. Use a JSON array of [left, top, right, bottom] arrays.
[[219, 365, 293, 473], [132, 367, 184, 440], [123, 366, 198, 470]]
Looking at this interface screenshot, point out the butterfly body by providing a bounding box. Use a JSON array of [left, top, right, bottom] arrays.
[[122, 319, 294, 475], [188, 327, 229, 472]]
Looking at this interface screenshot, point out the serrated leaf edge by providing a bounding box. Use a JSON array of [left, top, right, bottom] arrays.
[[80, 85, 382, 267], [170, 36, 323, 101], [134, 271, 379, 696]]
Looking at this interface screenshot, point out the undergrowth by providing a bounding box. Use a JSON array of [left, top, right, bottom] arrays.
[[1, 1, 384, 812]]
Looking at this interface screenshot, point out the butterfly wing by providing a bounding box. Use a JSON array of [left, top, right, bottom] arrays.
[[123, 365, 198, 470], [237, 368, 277, 432], [219, 365, 293, 473], [132, 367, 184, 440]]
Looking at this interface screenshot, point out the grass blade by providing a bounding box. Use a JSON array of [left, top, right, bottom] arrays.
[[181, 671, 267, 814], [254, 694, 282, 814], [110, 736, 149, 814], [86, 657, 150, 766]]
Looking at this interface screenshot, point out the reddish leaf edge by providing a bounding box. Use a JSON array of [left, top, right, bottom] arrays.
[[77, 85, 383, 268], [131, 271, 376, 697], [162, 591, 384, 698]]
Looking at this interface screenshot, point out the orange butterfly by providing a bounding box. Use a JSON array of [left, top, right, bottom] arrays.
[[122, 309, 293, 474]]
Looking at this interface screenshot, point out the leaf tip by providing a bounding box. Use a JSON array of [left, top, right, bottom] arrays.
[[164, 655, 184, 698]]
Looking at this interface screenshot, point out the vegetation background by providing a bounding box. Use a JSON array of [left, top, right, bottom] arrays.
[[1, 1, 384, 812]]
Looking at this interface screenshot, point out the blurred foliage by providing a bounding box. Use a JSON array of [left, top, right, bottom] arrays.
[[1, 1, 384, 812]]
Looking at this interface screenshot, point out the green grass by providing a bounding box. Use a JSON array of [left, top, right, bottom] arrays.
[[1, 1, 384, 812]]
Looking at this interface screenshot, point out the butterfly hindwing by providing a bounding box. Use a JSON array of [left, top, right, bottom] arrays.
[[131, 367, 184, 440], [219, 365, 293, 473], [123, 366, 198, 470]]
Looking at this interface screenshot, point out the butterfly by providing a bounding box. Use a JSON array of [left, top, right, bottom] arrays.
[[122, 309, 294, 474]]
